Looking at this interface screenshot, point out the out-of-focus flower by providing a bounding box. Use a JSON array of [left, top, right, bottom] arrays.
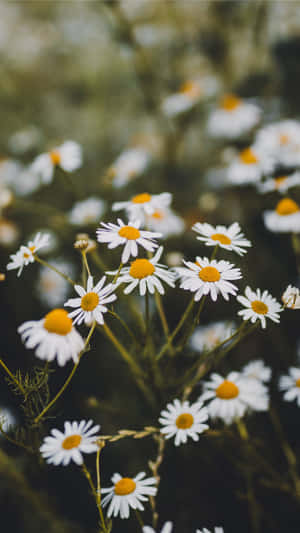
[[237, 286, 282, 328], [263, 197, 300, 232], [0, 218, 19, 246], [108, 148, 150, 188], [68, 197, 105, 226], [165, 251, 184, 267], [161, 77, 218, 117], [37, 259, 74, 308], [257, 172, 300, 194], [241, 360, 272, 383], [112, 192, 172, 223], [255, 120, 300, 167], [282, 285, 300, 309], [279, 367, 300, 406], [207, 94, 261, 139], [190, 321, 236, 352], [31, 141, 82, 184], [0, 407, 16, 434], [196, 528, 224, 533], [7, 232, 50, 276], [143, 522, 173, 533], [226, 146, 275, 186], [102, 472, 157, 519], [159, 399, 209, 446], [145, 208, 185, 238], [192, 222, 251, 256], [8, 126, 42, 155]]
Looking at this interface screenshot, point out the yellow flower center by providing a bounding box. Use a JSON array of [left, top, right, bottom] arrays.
[[114, 477, 136, 496], [151, 210, 164, 220], [211, 233, 231, 245], [274, 176, 287, 189], [43, 309, 73, 335], [279, 134, 289, 145], [239, 148, 258, 165], [81, 292, 99, 311], [62, 434, 82, 450], [131, 193, 152, 204], [251, 300, 268, 315], [129, 258, 155, 279], [220, 94, 241, 111], [216, 380, 239, 399], [50, 150, 61, 165], [275, 197, 300, 216], [199, 266, 220, 282], [23, 245, 36, 259], [296, 378, 300, 388], [176, 413, 194, 429], [118, 226, 141, 240], [179, 80, 202, 99]]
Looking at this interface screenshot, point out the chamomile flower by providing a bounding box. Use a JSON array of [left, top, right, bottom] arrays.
[[65, 275, 117, 326], [108, 147, 150, 188], [199, 372, 269, 424], [257, 172, 300, 194], [279, 367, 300, 406], [37, 260, 74, 308], [263, 197, 300, 233], [192, 222, 251, 256], [159, 399, 209, 446], [31, 141, 82, 184], [241, 360, 272, 383], [145, 208, 185, 238], [161, 77, 218, 117], [7, 232, 50, 276], [112, 246, 175, 295], [18, 309, 84, 366], [207, 94, 261, 139], [40, 420, 100, 466], [196, 528, 224, 533], [282, 285, 300, 309], [112, 192, 172, 223], [255, 120, 300, 167], [190, 321, 236, 353], [179, 257, 242, 302], [68, 197, 105, 226], [96, 219, 161, 264], [101, 472, 157, 519], [143, 523, 173, 533], [226, 146, 275, 186], [237, 286, 282, 328]]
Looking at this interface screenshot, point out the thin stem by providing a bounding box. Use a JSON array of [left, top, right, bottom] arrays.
[[33, 322, 96, 424], [81, 462, 97, 497], [0, 424, 33, 453], [0, 358, 26, 396], [107, 310, 140, 348], [34, 255, 76, 286], [177, 295, 207, 354], [95, 445, 108, 533], [154, 292, 174, 355], [134, 509, 144, 530], [113, 261, 123, 284], [82, 250, 91, 277], [156, 297, 194, 361]]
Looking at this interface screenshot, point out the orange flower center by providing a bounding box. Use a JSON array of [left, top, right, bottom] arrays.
[[275, 198, 300, 216], [176, 413, 194, 429], [129, 258, 155, 279], [296, 378, 300, 388], [211, 233, 231, 245], [114, 478, 136, 496], [44, 309, 73, 335], [220, 94, 241, 111], [239, 148, 258, 165], [151, 210, 164, 220], [216, 380, 239, 399], [118, 226, 141, 240], [179, 80, 202, 99], [251, 300, 268, 315], [23, 245, 36, 259], [199, 266, 220, 282], [274, 176, 287, 188], [131, 193, 152, 204], [62, 434, 82, 450], [279, 134, 290, 145], [50, 150, 61, 165], [81, 292, 99, 311]]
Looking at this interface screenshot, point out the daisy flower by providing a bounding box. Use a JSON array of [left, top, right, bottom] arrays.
[[108, 147, 150, 188], [190, 321, 236, 353], [68, 197, 106, 226], [279, 367, 300, 406], [199, 371, 269, 425], [143, 523, 173, 533], [112, 192, 172, 223], [161, 76, 218, 117], [65, 275, 117, 326], [226, 146, 275, 186], [18, 308, 84, 366], [37, 259, 74, 308], [31, 141, 82, 184], [263, 197, 300, 233], [111, 246, 175, 295], [7, 232, 50, 277], [207, 94, 261, 139], [96, 219, 161, 264], [241, 360, 272, 383], [255, 120, 300, 167], [237, 286, 282, 328], [192, 222, 251, 256], [40, 420, 100, 466], [282, 284, 300, 309], [196, 528, 224, 533], [159, 399, 209, 446], [145, 208, 185, 238], [179, 257, 242, 302], [257, 172, 300, 194], [101, 472, 157, 519]]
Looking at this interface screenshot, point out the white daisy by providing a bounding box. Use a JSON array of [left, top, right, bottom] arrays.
[[263, 197, 300, 233], [199, 372, 269, 425], [96, 219, 161, 264], [40, 420, 100, 466], [18, 308, 84, 366], [68, 197, 106, 226], [279, 367, 300, 406], [64, 275, 117, 326], [254, 120, 300, 167], [112, 246, 175, 296], [159, 399, 209, 446], [196, 528, 224, 533], [37, 259, 74, 308], [179, 257, 242, 302], [190, 321, 236, 353], [8, 125, 41, 155], [101, 472, 157, 519], [7, 232, 50, 277], [109, 147, 150, 188], [161, 77, 218, 117], [226, 146, 275, 186], [31, 141, 82, 184], [282, 284, 300, 309], [145, 208, 185, 238], [241, 360, 272, 383], [112, 192, 172, 223], [207, 94, 261, 139], [143, 522, 173, 533], [192, 222, 251, 256], [257, 172, 300, 194], [237, 286, 282, 329]]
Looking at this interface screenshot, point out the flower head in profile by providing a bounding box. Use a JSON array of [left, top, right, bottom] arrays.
[[263, 197, 300, 233], [101, 472, 157, 519], [108, 147, 150, 188], [146, 208, 185, 238], [196, 528, 224, 533], [143, 523, 173, 533], [241, 360, 271, 383], [207, 93, 261, 139], [179, 257, 242, 301], [257, 172, 300, 194], [279, 367, 300, 407], [190, 321, 236, 353], [226, 146, 275, 186], [96, 219, 161, 264], [159, 399, 209, 446], [65, 276, 117, 326], [40, 420, 100, 466], [112, 192, 172, 223], [18, 309, 84, 366], [199, 371, 269, 425], [161, 76, 218, 117], [255, 120, 300, 167], [68, 197, 105, 226], [31, 141, 82, 184], [7, 232, 50, 277], [237, 286, 282, 328], [282, 285, 300, 309], [192, 222, 251, 256]]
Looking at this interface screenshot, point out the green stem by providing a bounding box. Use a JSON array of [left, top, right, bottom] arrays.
[[96, 445, 108, 533], [107, 310, 140, 348], [82, 250, 91, 277], [154, 292, 174, 355], [34, 255, 76, 286], [113, 261, 123, 284], [156, 297, 194, 361]]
